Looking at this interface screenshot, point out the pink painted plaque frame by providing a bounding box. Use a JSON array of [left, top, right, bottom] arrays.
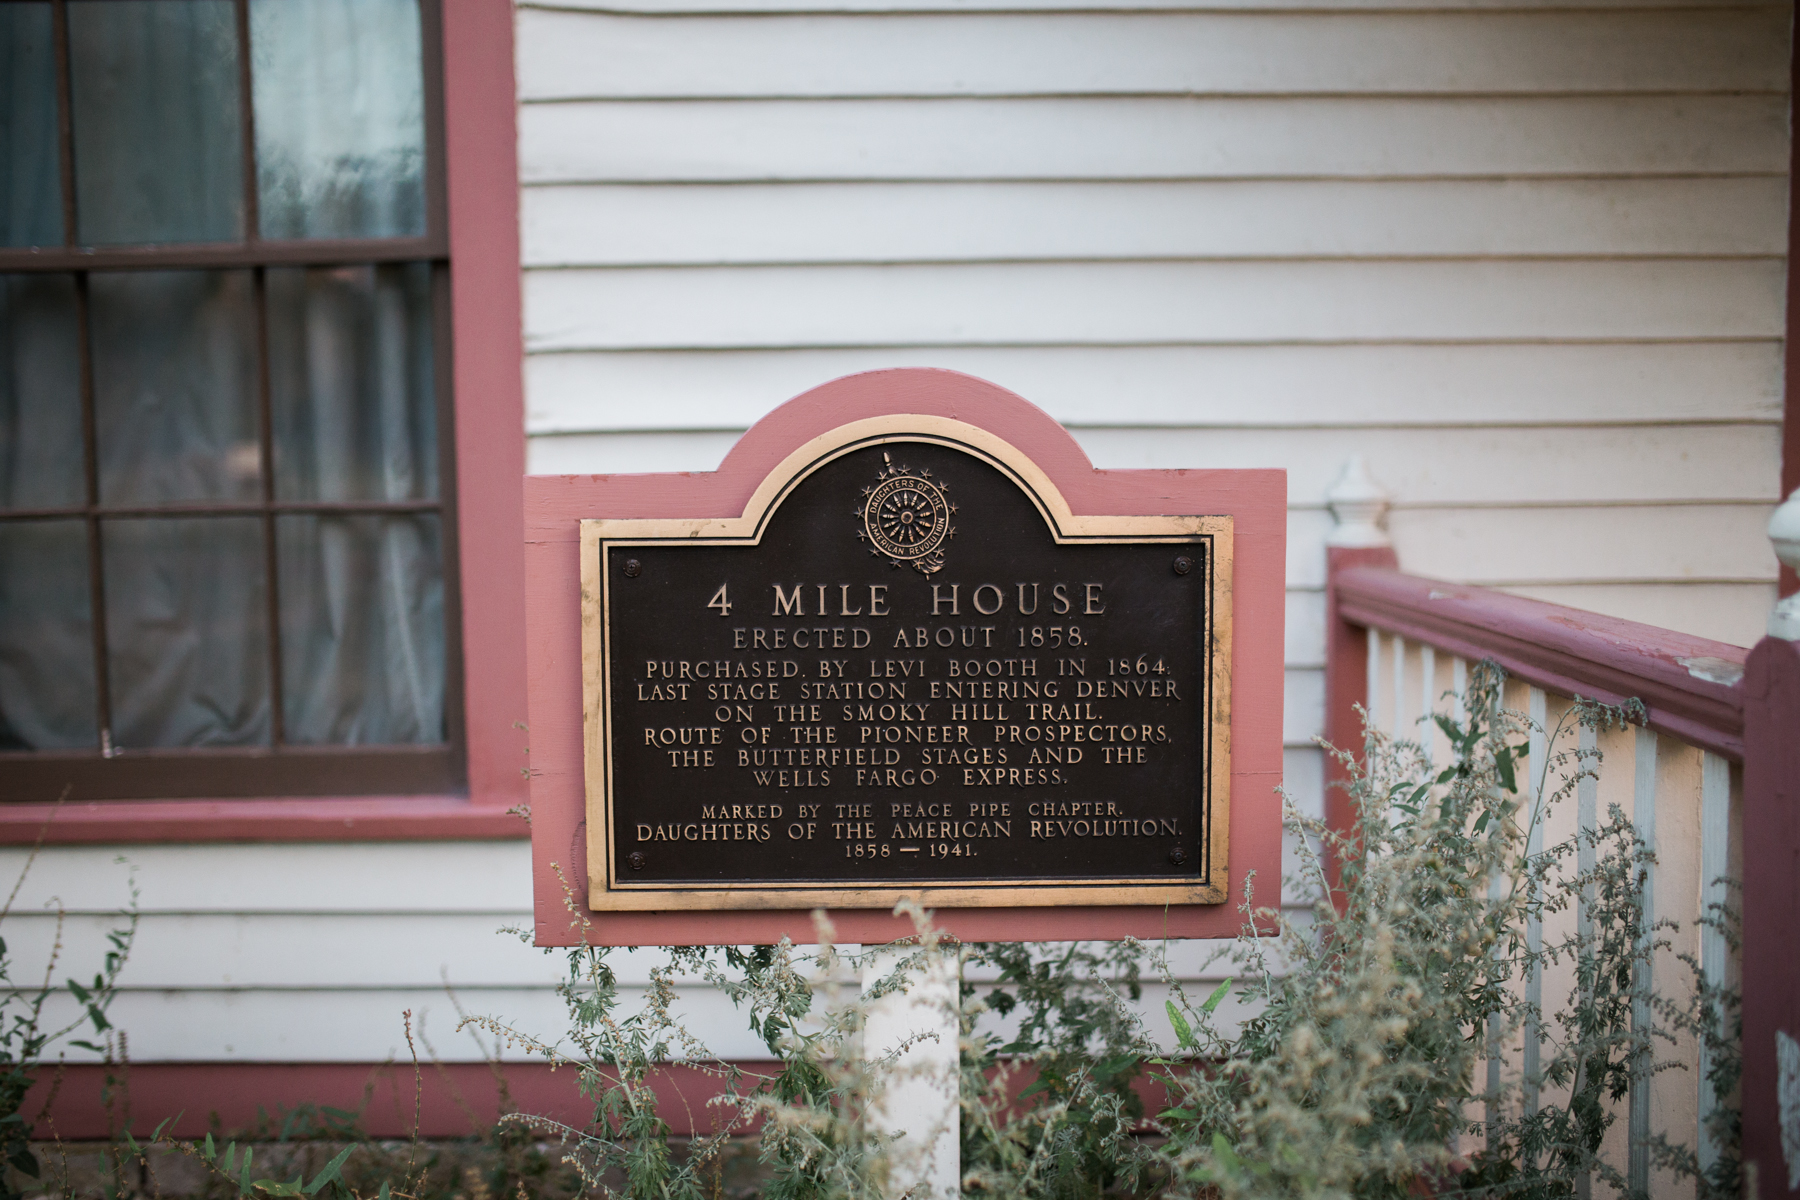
[[525, 369, 1285, 946]]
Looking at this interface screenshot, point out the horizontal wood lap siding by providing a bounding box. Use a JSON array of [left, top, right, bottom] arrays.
[[523, 178, 1790, 265], [515, 10, 1788, 98], [526, 343, 1781, 430], [524, 259, 1785, 350], [516, 0, 1789, 930], [0, 843, 1245, 1063], [535, 0, 1780, 11], [521, 96, 1787, 182]]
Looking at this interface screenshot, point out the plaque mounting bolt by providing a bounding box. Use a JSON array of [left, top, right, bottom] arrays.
[[628, 851, 646, 870], [1172, 555, 1192, 576], [623, 558, 642, 577], [1168, 847, 1188, 866]]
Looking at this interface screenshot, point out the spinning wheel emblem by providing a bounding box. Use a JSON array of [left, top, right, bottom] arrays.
[[855, 454, 955, 574]]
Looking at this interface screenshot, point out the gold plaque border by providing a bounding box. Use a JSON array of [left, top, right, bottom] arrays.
[[580, 415, 1233, 911]]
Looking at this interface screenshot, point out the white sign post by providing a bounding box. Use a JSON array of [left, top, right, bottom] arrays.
[[861, 944, 961, 1200]]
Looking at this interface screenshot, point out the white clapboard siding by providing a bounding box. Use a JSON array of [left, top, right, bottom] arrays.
[[527, 431, 746, 473], [523, 343, 1781, 433], [1503, 583, 1779, 650], [1073, 425, 1780, 506], [1281, 505, 1777, 592], [1385, 504, 1778, 588], [1281, 748, 1326, 907], [525, 425, 1780, 505], [519, 96, 1787, 184], [516, 9, 1786, 100], [0, 842, 537, 915], [33, 975, 1249, 1064], [526, 0, 1774, 15], [0, 842, 1242, 1062], [523, 178, 1788, 267], [4, 913, 558, 989], [524, 260, 1783, 352], [1280, 747, 1322, 816], [0, 842, 552, 1063], [1287, 591, 1325, 669], [63, 0, 1766, 1068], [1285, 669, 1324, 747]]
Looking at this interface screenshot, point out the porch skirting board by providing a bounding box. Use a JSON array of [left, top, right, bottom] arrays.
[[24, 1061, 769, 1141]]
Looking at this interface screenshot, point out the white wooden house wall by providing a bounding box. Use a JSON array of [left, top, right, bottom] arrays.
[[1, 0, 1785, 1069]]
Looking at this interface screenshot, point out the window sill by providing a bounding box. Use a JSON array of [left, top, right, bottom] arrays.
[[0, 795, 528, 844]]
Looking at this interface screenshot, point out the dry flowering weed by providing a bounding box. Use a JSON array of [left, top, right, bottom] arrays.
[[447, 662, 1738, 1200], [1149, 662, 1739, 1200], [36, 663, 1738, 1200]]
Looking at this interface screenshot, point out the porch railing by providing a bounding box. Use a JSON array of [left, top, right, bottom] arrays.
[[1321, 460, 1798, 1200]]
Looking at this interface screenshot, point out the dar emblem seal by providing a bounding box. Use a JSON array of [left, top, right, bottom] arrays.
[[855, 452, 955, 575]]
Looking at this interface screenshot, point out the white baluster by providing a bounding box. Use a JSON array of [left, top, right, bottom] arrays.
[[1391, 635, 1407, 740], [1628, 729, 1659, 1195], [1524, 688, 1548, 1115], [1452, 657, 1467, 728], [1367, 628, 1382, 733], [1419, 645, 1436, 767], [1697, 751, 1731, 1172], [1484, 671, 1504, 1146], [1575, 721, 1598, 1200]]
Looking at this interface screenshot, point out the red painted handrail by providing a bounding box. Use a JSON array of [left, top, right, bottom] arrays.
[[1335, 566, 1748, 761]]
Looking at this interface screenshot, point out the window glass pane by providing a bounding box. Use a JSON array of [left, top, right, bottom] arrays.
[[104, 516, 268, 748], [0, 2, 62, 248], [0, 520, 95, 750], [0, 274, 82, 510], [69, 0, 244, 245], [277, 512, 442, 745], [268, 263, 436, 502], [251, 0, 424, 240], [91, 270, 259, 505]]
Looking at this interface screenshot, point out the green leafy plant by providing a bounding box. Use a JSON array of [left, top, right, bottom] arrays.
[[462, 900, 936, 1200], [115, 1006, 592, 1200], [132, 1126, 356, 1199], [53, 661, 1739, 1200], [1152, 661, 1739, 1200], [481, 661, 1739, 1200], [0, 823, 137, 1200], [957, 939, 1160, 1200]]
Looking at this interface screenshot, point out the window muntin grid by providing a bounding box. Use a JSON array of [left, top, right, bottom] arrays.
[[0, 0, 458, 798]]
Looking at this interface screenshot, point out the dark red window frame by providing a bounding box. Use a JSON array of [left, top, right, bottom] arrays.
[[0, 0, 528, 841]]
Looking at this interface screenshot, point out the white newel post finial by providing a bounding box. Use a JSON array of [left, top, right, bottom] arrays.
[[1325, 455, 1392, 549], [1769, 488, 1800, 639]]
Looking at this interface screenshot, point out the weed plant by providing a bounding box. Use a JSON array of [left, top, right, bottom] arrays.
[[478, 662, 1738, 1200], [0, 817, 136, 1200], [1147, 663, 1739, 1200], [4, 664, 1742, 1200]]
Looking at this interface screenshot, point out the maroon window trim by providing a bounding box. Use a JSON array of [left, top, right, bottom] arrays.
[[0, 0, 529, 842]]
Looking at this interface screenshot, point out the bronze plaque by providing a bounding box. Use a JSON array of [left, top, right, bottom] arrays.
[[581, 417, 1232, 910]]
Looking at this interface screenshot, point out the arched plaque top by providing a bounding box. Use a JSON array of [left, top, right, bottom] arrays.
[[584, 413, 1221, 547], [711, 369, 1100, 518]]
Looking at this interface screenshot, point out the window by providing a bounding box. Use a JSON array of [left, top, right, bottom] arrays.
[[0, 0, 460, 800]]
